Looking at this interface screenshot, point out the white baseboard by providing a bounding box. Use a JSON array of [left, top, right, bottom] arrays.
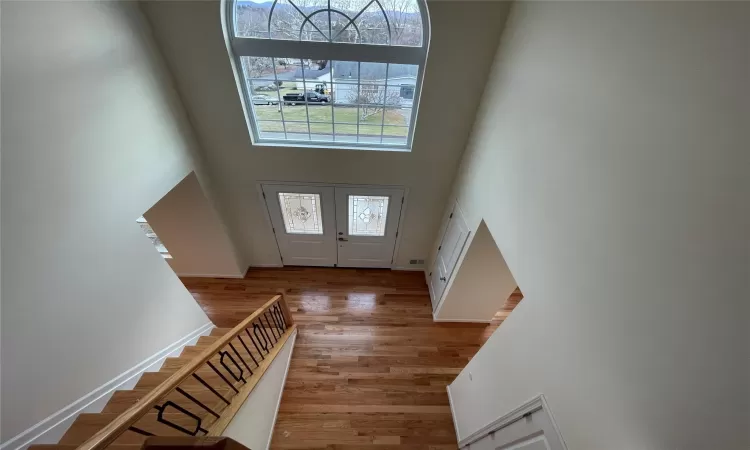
[[264, 329, 297, 450], [248, 264, 284, 268], [1, 322, 215, 450], [446, 385, 461, 443], [432, 313, 493, 324], [432, 310, 492, 323], [391, 266, 426, 271], [176, 272, 245, 278]]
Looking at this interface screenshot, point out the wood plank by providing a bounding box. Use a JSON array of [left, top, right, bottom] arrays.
[[180, 267, 524, 450]]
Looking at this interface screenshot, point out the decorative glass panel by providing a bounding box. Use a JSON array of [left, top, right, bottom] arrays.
[[278, 193, 324, 234], [348, 195, 389, 236], [234, 0, 423, 47]]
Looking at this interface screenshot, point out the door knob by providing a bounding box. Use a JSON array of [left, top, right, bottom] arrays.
[[338, 237, 348, 241], [440, 276, 446, 282]]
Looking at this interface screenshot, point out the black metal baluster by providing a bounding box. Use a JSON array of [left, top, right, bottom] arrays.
[[259, 315, 276, 344], [192, 373, 230, 405], [153, 401, 208, 436], [206, 360, 240, 393], [237, 334, 260, 367], [219, 351, 246, 383], [270, 304, 284, 333], [247, 328, 266, 359], [175, 387, 220, 419], [129, 426, 155, 437], [263, 312, 280, 341], [229, 341, 253, 374], [274, 304, 287, 330], [253, 322, 269, 353]]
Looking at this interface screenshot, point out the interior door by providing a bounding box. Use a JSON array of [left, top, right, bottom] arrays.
[[430, 203, 469, 309], [334, 186, 404, 268], [262, 184, 337, 266]]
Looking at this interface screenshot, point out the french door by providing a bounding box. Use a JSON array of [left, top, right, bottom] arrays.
[[262, 184, 404, 268]]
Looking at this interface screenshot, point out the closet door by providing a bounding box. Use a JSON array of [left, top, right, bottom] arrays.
[[429, 203, 469, 309]]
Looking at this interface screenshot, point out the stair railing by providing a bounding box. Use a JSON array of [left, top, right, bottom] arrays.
[[76, 294, 296, 450]]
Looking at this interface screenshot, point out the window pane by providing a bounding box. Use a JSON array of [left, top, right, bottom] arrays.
[[355, 1, 389, 45], [384, 107, 411, 127], [269, 0, 306, 40], [310, 122, 333, 141], [257, 120, 285, 139], [331, 61, 359, 83], [234, 1, 271, 38], [332, 103, 357, 123], [360, 62, 389, 82], [241, 56, 275, 80], [285, 121, 310, 139], [383, 0, 423, 46], [306, 103, 332, 122], [382, 126, 408, 146], [278, 193, 324, 234], [348, 195, 389, 236], [334, 123, 358, 142]]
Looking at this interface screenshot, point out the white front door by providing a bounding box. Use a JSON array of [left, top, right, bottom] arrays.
[[335, 186, 404, 268], [430, 203, 469, 309], [262, 184, 403, 268], [262, 184, 337, 267]]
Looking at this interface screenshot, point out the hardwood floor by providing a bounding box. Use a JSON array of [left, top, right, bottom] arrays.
[[181, 268, 523, 450]]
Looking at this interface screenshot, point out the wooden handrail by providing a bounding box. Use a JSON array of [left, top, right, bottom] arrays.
[[76, 294, 293, 450]]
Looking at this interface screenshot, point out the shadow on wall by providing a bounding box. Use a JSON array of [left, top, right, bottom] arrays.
[[141, 171, 245, 278]]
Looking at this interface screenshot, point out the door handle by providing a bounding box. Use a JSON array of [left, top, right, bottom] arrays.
[[440, 276, 446, 282], [338, 237, 349, 242]]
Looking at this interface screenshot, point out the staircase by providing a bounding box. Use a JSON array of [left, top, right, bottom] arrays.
[[30, 295, 296, 450]]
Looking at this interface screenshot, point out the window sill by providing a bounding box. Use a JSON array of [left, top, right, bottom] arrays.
[[250, 140, 411, 153]]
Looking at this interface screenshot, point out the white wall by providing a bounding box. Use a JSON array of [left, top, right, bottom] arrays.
[[138, 0, 512, 268], [1, 1, 213, 442], [223, 330, 296, 450], [445, 2, 749, 449], [435, 220, 516, 322], [144, 172, 245, 277]]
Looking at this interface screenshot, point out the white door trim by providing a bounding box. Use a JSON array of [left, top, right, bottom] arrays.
[[257, 181, 410, 269], [457, 394, 568, 450]]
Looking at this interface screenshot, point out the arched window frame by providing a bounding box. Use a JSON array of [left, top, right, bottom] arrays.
[[221, 0, 430, 152]]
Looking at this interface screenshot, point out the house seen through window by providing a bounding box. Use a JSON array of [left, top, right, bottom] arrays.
[[136, 216, 172, 259], [224, 0, 430, 151]]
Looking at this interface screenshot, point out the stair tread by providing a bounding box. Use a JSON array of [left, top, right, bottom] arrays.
[[60, 412, 218, 445], [102, 385, 234, 413]]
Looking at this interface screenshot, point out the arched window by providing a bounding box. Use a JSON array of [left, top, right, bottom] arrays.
[[223, 0, 430, 151]]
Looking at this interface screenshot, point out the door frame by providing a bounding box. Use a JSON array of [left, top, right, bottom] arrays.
[[256, 181, 410, 269]]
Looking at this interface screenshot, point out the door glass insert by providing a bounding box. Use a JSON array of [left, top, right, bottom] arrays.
[[278, 192, 324, 234], [348, 195, 389, 236]]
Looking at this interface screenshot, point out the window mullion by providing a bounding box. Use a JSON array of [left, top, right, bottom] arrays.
[[268, 58, 287, 140], [356, 61, 361, 142], [380, 63, 389, 144], [300, 59, 312, 141]]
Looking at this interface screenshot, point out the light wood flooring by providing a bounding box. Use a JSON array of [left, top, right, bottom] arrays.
[[181, 268, 522, 450]]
